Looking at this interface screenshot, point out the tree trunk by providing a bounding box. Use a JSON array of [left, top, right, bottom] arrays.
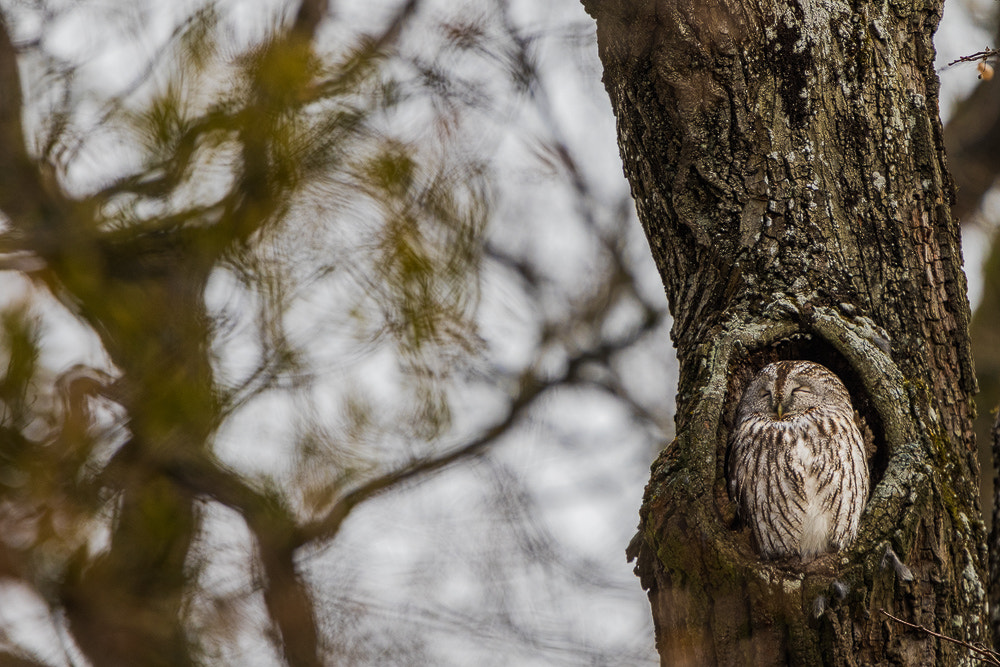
[[583, 0, 987, 664], [943, 22, 1000, 591]]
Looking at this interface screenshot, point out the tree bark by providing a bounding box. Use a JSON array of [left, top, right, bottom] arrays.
[[584, 0, 987, 664], [943, 23, 1000, 597]]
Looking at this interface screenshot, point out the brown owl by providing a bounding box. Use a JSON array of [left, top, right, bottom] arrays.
[[728, 360, 868, 560]]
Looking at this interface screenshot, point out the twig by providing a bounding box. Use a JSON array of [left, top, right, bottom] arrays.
[[309, 0, 420, 101], [948, 49, 998, 67], [879, 609, 1000, 665]]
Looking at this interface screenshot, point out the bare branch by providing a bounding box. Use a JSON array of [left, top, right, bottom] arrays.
[[153, 457, 321, 665], [296, 281, 662, 547], [947, 49, 998, 67], [880, 609, 1000, 665], [295, 369, 546, 546], [0, 16, 56, 226], [0, 651, 50, 667], [259, 539, 322, 667], [292, 0, 329, 40]]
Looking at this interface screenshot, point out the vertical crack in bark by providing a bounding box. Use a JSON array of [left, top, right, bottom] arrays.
[[588, 0, 986, 662]]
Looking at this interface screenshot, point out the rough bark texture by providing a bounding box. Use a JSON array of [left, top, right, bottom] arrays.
[[936, 20, 1000, 648], [993, 409, 1000, 647], [943, 29, 1000, 575], [584, 0, 987, 664]]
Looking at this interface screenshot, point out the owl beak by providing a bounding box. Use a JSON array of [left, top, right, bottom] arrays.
[[775, 395, 792, 419]]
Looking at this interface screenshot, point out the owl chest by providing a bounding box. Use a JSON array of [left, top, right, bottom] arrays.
[[764, 418, 835, 482]]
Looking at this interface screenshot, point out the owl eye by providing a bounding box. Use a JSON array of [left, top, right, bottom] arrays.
[[790, 386, 811, 395], [759, 389, 772, 399]]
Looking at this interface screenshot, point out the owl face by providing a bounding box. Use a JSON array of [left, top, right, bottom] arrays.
[[735, 361, 847, 423]]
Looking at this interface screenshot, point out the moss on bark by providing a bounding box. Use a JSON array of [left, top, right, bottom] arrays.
[[588, 0, 987, 663]]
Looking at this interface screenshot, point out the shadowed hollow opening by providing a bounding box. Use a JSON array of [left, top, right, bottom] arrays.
[[714, 333, 888, 545]]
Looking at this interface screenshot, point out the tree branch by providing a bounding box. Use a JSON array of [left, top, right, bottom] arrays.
[[0, 651, 50, 667], [880, 609, 1000, 665], [295, 279, 663, 546], [309, 0, 419, 101], [294, 369, 546, 546], [0, 16, 60, 227], [291, 0, 329, 40], [153, 457, 321, 666], [258, 538, 322, 667]]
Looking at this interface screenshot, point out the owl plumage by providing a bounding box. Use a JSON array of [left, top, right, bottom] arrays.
[[728, 360, 868, 560]]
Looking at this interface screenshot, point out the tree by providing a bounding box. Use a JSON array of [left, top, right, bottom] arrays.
[[583, 0, 988, 664], [942, 21, 1000, 647], [0, 0, 665, 664]]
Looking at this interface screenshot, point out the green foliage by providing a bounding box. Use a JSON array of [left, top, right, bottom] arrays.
[[0, 305, 38, 431], [0, 0, 489, 659], [0, 306, 107, 601], [94, 2, 491, 421], [0, 1, 664, 664]]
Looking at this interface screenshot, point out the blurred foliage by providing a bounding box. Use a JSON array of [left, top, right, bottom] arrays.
[[0, 0, 666, 665]]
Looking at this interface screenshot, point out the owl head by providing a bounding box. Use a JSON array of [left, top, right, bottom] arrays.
[[735, 360, 851, 423]]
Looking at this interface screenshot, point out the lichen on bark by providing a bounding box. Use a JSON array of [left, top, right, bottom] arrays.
[[586, 0, 987, 663]]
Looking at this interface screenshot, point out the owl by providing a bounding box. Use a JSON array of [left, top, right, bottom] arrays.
[[728, 360, 868, 560]]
